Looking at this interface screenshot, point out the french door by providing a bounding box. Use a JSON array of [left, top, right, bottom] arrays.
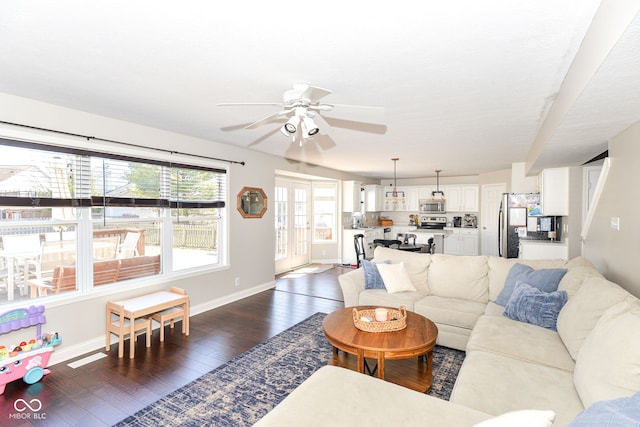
[[275, 178, 311, 274]]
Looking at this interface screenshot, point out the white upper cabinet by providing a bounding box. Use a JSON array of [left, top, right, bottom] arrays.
[[443, 185, 478, 212], [364, 184, 384, 212], [539, 168, 569, 216], [381, 184, 478, 212], [404, 186, 420, 211], [343, 180, 363, 212], [418, 186, 436, 200]]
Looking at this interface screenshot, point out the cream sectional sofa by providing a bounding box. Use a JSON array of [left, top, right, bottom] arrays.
[[257, 247, 640, 426]]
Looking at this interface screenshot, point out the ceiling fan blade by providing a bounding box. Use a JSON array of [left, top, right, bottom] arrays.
[[217, 102, 284, 107], [322, 116, 388, 134], [299, 85, 333, 103], [248, 127, 282, 147], [310, 133, 337, 151], [311, 114, 332, 135], [329, 103, 385, 112], [244, 109, 293, 129]]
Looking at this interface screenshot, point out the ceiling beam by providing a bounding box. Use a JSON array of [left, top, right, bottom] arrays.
[[525, 0, 640, 175]]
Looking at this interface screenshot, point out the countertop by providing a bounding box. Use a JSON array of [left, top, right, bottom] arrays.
[[414, 229, 447, 235], [519, 239, 567, 245]]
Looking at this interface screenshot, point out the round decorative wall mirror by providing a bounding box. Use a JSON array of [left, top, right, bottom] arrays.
[[237, 187, 267, 218]]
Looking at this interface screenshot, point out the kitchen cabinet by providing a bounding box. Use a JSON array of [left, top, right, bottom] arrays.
[[366, 227, 385, 250], [364, 184, 384, 212], [519, 240, 568, 260], [404, 186, 420, 211], [343, 180, 363, 213], [444, 185, 478, 212], [444, 228, 479, 255], [539, 168, 569, 216], [418, 186, 436, 201]]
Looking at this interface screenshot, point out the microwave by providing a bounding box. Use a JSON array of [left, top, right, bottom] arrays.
[[419, 200, 446, 213]]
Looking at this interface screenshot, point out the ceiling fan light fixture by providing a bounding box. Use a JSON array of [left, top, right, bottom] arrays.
[[281, 117, 299, 136], [301, 116, 320, 138]]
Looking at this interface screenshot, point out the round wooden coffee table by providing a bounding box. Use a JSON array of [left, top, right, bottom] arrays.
[[323, 306, 438, 392]]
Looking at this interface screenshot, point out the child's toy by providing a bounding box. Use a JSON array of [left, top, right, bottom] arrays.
[[0, 306, 61, 394]]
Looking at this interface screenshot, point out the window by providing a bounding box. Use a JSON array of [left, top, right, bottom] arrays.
[[312, 182, 337, 242], [0, 139, 227, 306]]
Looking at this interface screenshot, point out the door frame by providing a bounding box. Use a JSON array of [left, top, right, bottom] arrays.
[[275, 177, 311, 274]]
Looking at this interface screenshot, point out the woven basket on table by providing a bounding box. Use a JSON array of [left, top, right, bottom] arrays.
[[352, 305, 407, 332]]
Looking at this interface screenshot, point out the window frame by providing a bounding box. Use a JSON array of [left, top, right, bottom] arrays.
[[0, 138, 229, 308]]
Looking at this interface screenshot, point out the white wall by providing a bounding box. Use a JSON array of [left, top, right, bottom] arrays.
[[0, 92, 364, 363], [582, 121, 640, 297]]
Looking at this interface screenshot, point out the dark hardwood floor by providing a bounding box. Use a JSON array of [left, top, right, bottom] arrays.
[[0, 264, 350, 427]]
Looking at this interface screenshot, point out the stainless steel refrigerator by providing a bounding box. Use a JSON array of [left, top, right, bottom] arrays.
[[498, 193, 542, 258]]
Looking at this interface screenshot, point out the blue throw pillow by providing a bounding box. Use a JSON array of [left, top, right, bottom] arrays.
[[496, 263, 567, 306], [362, 259, 390, 289], [503, 282, 567, 331], [567, 392, 640, 426]]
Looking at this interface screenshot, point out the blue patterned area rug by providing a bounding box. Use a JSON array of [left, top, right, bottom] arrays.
[[113, 312, 465, 427]]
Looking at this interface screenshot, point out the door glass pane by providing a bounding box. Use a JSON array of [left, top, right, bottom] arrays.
[[294, 187, 308, 256]]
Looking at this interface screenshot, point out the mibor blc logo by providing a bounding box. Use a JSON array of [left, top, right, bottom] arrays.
[[10, 398, 46, 420]]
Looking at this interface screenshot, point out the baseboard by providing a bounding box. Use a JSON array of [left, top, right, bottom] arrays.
[[310, 258, 341, 265], [48, 280, 277, 366]]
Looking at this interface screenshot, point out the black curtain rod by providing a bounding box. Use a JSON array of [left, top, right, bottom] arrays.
[[0, 120, 245, 166]]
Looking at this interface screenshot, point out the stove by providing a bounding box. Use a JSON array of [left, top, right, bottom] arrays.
[[418, 216, 447, 230]]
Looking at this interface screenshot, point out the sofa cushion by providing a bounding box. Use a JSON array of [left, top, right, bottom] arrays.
[[483, 302, 505, 316], [573, 299, 640, 408], [474, 409, 555, 427], [362, 259, 390, 290], [450, 351, 583, 427], [556, 276, 630, 360], [376, 261, 416, 293], [359, 288, 423, 311], [558, 264, 602, 297], [428, 254, 489, 303], [496, 263, 567, 306], [503, 282, 567, 331], [466, 315, 576, 371], [254, 366, 493, 427], [414, 295, 485, 330], [372, 246, 431, 294], [567, 392, 640, 427]]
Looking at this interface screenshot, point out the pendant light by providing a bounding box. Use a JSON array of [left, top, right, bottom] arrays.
[[432, 169, 445, 200], [385, 157, 406, 209]]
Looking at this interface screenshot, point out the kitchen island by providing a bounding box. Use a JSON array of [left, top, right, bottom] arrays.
[[413, 229, 445, 254], [519, 239, 568, 260]]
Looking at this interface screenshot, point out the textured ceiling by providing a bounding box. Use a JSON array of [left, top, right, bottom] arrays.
[[0, 1, 638, 180]]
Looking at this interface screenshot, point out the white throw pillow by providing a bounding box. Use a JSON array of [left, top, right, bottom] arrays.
[[474, 409, 555, 427], [376, 262, 416, 294]]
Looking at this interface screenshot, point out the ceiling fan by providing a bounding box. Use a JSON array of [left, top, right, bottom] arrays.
[[217, 82, 385, 145]]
